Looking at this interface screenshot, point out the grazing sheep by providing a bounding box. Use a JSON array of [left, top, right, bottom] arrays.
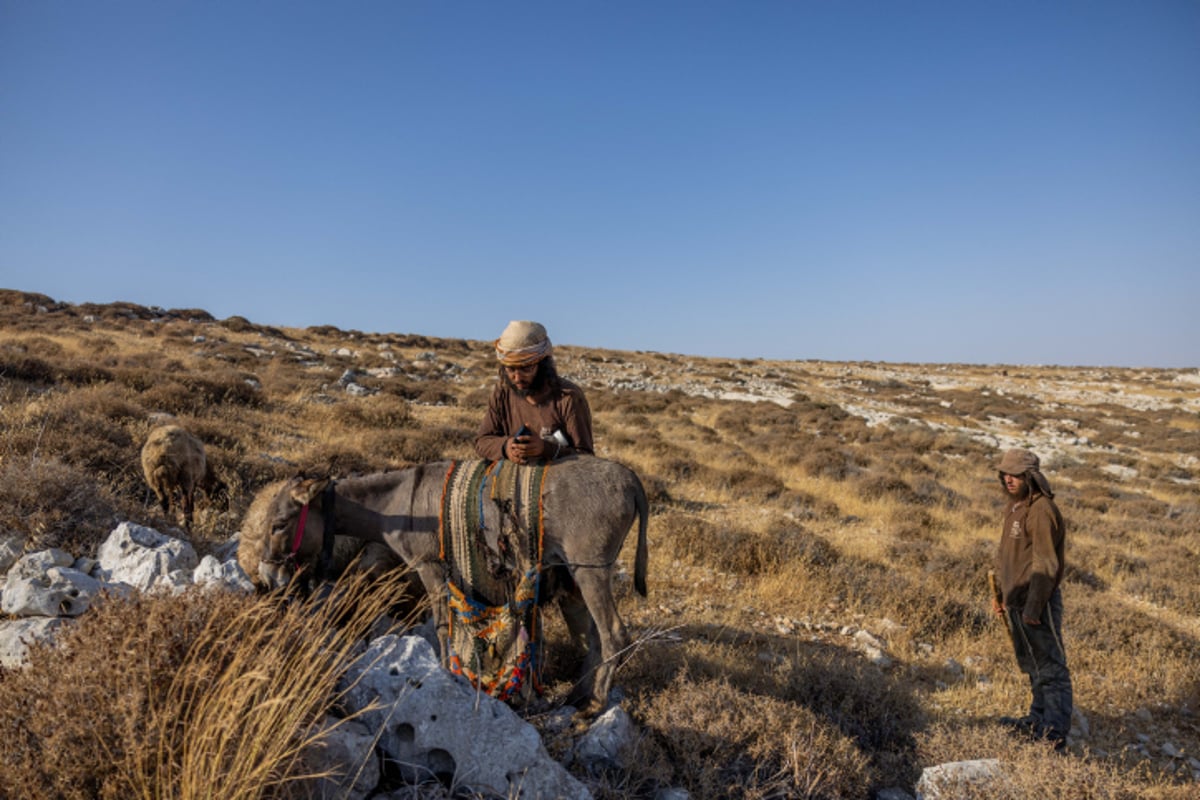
[[140, 424, 225, 531]]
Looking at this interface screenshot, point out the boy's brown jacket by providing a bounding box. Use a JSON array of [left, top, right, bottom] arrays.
[[995, 490, 1066, 620]]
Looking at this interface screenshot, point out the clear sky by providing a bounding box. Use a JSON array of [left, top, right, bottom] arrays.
[[2, 1, 1198, 367]]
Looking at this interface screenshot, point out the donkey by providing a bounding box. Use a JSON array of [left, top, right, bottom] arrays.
[[247, 455, 649, 712]]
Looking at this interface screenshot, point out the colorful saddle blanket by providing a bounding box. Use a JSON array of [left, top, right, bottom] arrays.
[[439, 459, 548, 703]]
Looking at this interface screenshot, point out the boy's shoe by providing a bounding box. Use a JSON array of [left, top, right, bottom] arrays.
[[997, 715, 1040, 736], [999, 716, 1069, 754]]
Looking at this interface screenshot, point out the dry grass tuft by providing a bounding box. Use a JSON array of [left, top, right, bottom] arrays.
[[915, 724, 1192, 799], [0, 457, 121, 554], [0, 569, 415, 800], [640, 674, 874, 799]]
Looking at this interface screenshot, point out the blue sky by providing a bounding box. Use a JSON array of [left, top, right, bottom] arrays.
[[2, 1, 1197, 367]]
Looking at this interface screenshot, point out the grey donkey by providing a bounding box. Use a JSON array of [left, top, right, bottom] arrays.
[[246, 455, 649, 713]]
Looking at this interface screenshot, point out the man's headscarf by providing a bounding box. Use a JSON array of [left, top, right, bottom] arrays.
[[997, 448, 1054, 498], [494, 321, 552, 368]]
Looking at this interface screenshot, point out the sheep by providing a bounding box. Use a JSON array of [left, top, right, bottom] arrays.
[[140, 424, 226, 531]]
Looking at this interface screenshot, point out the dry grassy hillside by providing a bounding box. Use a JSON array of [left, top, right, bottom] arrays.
[[2, 287, 1198, 799]]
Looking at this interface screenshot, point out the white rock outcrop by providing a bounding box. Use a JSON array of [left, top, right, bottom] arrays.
[[339, 634, 592, 800]]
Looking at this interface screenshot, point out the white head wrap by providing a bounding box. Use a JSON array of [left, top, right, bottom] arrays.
[[494, 321, 552, 367]]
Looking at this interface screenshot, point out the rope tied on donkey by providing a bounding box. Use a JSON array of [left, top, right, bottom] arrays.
[[439, 459, 549, 703]]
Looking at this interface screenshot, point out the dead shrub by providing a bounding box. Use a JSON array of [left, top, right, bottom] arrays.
[[590, 390, 679, 416], [0, 353, 57, 384], [752, 429, 819, 466], [659, 456, 713, 483], [0, 570, 410, 800], [640, 675, 874, 800], [1095, 549, 1148, 578], [719, 465, 787, 502], [0, 350, 114, 387], [748, 402, 801, 429], [0, 458, 122, 553], [880, 452, 936, 476], [1071, 484, 1116, 514], [780, 489, 841, 520], [888, 539, 931, 570], [655, 513, 717, 559], [638, 472, 673, 504], [824, 550, 991, 642], [135, 371, 261, 415], [856, 473, 919, 504], [381, 376, 450, 405], [790, 396, 851, 425], [801, 441, 860, 480], [1, 334, 65, 359], [910, 476, 966, 509], [886, 420, 940, 454], [221, 315, 255, 333], [887, 520, 942, 569], [672, 522, 838, 576], [0, 591, 242, 799], [412, 384, 458, 405], [770, 524, 841, 568], [393, 425, 473, 463], [776, 643, 923, 766], [1118, 494, 1172, 519], [713, 405, 757, 436], [293, 446, 386, 478], [11, 386, 144, 486], [459, 385, 492, 409], [916, 723, 1189, 799], [329, 394, 414, 430], [0, 288, 58, 308]]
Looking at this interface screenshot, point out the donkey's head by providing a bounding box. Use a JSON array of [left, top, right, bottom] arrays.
[[255, 475, 333, 590]]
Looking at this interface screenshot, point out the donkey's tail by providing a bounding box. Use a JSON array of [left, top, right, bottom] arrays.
[[633, 474, 648, 597]]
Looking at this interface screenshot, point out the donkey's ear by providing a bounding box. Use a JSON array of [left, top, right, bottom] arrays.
[[289, 477, 331, 505]]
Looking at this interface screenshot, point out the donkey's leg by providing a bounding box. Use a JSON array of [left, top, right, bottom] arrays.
[[412, 561, 450, 668], [559, 584, 602, 709], [570, 567, 630, 714], [559, 588, 593, 650], [546, 566, 590, 649]]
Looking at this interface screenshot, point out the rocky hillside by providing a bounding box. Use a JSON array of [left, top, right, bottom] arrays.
[[2, 287, 1198, 799]]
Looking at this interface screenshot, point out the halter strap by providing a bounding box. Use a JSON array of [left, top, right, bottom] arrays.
[[289, 503, 310, 558], [316, 481, 337, 582]]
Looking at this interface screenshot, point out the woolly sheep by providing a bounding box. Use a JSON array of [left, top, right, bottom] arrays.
[[140, 424, 225, 531]]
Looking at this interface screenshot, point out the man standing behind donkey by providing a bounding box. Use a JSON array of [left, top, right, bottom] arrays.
[[991, 448, 1073, 752], [474, 320, 594, 465]]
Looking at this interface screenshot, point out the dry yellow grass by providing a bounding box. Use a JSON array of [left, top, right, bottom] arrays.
[[2, 288, 1198, 798]]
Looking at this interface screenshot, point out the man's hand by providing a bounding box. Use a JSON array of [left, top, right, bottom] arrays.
[[507, 433, 545, 464], [1022, 614, 1040, 626], [991, 598, 1006, 616]]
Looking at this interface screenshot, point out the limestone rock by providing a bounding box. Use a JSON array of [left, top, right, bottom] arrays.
[[339, 634, 591, 800], [0, 617, 68, 668], [96, 522, 198, 592]]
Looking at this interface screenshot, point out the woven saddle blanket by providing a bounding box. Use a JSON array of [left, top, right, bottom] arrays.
[[439, 459, 548, 702]]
